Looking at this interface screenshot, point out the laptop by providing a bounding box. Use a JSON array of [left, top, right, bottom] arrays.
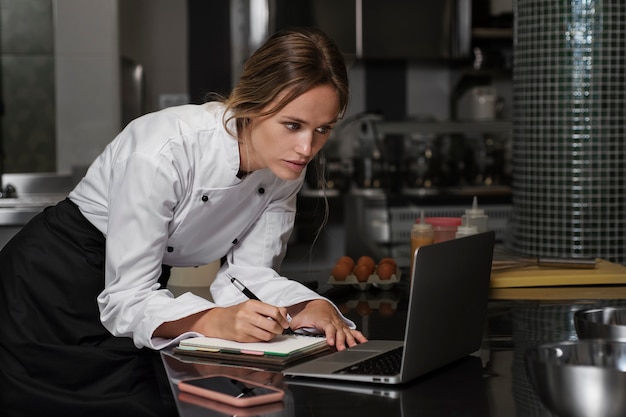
[[282, 231, 495, 384]]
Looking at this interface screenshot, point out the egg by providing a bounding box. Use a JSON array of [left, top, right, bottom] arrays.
[[378, 257, 397, 269], [336, 255, 355, 271], [353, 263, 373, 282], [331, 263, 351, 281], [376, 262, 396, 280], [356, 255, 376, 270]]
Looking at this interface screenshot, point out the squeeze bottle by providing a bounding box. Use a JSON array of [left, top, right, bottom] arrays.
[[455, 218, 479, 238], [462, 196, 489, 233], [410, 211, 434, 277]]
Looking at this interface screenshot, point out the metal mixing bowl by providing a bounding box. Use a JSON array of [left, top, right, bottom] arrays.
[[575, 307, 626, 341], [526, 340, 626, 417]]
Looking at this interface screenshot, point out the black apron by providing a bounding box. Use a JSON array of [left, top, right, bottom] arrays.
[[0, 199, 177, 417]]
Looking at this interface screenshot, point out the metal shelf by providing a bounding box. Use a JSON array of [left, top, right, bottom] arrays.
[[373, 120, 512, 136]]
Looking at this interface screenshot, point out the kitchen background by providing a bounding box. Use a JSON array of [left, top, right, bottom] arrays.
[[0, 0, 513, 172], [1, 6, 622, 416], [14, 0, 609, 272]]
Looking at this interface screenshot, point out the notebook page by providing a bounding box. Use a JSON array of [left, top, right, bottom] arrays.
[[179, 334, 327, 356]]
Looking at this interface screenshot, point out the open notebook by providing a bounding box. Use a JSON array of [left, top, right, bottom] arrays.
[[174, 334, 329, 366]]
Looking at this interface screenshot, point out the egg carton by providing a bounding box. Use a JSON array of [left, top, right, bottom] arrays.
[[328, 269, 401, 291]]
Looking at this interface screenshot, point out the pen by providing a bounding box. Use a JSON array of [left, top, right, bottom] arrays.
[[227, 274, 296, 335], [229, 274, 260, 301]]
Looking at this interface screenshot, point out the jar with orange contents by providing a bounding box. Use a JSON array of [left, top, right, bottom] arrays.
[[410, 211, 434, 278]]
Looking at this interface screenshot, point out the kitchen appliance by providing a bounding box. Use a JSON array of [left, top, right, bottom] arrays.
[[290, 115, 513, 270], [339, 117, 512, 267], [456, 86, 504, 121]]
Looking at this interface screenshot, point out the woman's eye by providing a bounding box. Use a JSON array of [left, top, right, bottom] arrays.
[[316, 126, 332, 135], [285, 122, 300, 131]]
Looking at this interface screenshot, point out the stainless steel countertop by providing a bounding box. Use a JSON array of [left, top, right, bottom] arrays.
[[0, 173, 75, 225]]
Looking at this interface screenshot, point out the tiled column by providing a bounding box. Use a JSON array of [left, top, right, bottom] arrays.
[[0, 0, 56, 173], [510, 0, 626, 265]]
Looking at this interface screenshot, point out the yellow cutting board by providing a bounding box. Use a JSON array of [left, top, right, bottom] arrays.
[[490, 259, 626, 288]]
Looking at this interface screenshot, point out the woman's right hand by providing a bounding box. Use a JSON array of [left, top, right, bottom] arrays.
[[154, 300, 290, 342], [196, 300, 291, 342]]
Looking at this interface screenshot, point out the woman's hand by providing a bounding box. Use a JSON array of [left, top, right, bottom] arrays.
[[203, 300, 292, 342], [287, 299, 368, 350], [154, 300, 291, 342]]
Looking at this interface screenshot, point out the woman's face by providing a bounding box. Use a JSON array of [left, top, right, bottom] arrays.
[[242, 84, 340, 181]]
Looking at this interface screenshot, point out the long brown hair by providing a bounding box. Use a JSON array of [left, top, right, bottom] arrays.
[[222, 27, 349, 136], [222, 27, 348, 261]]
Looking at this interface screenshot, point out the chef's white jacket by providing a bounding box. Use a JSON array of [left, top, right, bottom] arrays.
[[69, 102, 354, 349]]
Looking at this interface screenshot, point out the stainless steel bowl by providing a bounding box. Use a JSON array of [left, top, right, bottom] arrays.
[[526, 340, 626, 417], [575, 307, 626, 341]]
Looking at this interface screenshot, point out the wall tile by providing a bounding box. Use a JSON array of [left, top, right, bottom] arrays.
[[1, 55, 56, 172], [1, 0, 56, 173], [0, 0, 54, 54]]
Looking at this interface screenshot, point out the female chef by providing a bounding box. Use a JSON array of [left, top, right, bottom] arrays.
[[0, 27, 366, 417]]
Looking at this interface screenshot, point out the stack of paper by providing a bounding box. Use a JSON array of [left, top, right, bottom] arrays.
[[174, 334, 329, 366]]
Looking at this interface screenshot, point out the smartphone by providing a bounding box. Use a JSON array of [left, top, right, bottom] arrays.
[[178, 375, 285, 408]]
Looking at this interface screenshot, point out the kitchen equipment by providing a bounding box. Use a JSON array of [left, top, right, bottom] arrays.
[[575, 307, 626, 341], [403, 132, 441, 189], [304, 155, 350, 193], [456, 86, 504, 121], [339, 117, 513, 267], [374, 118, 513, 190], [526, 340, 626, 417]]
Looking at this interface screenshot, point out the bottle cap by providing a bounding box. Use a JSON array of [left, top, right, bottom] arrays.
[[413, 210, 433, 231]]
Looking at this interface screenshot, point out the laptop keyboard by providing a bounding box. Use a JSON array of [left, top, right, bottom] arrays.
[[334, 346, 404, 376]]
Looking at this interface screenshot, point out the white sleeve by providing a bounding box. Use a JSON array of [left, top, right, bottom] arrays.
[[96, 152, 214, 349]]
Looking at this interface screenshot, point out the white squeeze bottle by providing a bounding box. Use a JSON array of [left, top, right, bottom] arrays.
[[455, 218, 479, 238], [462, 196, 489, 233]]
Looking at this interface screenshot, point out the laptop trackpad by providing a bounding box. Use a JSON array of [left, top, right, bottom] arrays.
[[286, 350, 380, 374], [317, 350, 379, 365]]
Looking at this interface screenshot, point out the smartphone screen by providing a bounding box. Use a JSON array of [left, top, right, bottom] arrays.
[[184, 376, 278, 399]]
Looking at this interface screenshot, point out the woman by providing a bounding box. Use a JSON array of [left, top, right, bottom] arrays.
[[0, 27, 366, 416]]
